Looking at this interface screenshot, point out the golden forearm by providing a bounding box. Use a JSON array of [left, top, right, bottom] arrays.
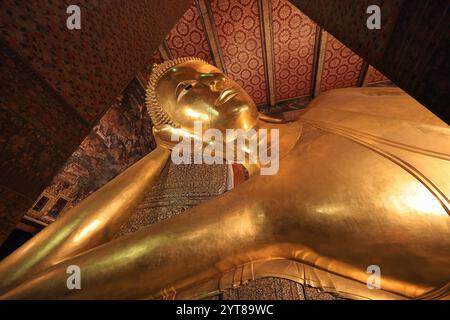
[[0, 146, 170, 294], [0, 184, 275, 299]]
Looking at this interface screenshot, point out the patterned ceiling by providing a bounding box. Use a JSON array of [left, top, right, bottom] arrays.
[[166, 6, 213, 63], [211, 0, 268, 105], [320, 34, 363, 92], [272, 0, 315, 100], [150, 0, 391, 109]]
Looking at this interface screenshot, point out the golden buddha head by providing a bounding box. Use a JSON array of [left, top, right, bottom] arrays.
[[146, 57, 259, 147]]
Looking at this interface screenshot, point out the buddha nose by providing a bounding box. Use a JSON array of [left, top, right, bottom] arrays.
[[207, 73, 228, 92]]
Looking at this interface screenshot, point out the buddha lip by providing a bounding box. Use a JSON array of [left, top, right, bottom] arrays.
[[215, 88, 239, 106]]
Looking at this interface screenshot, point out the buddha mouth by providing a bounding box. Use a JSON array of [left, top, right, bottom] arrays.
[[215, 87, 239, 106]]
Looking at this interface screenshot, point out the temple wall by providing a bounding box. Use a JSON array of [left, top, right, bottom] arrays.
[[24, 80, 156, 227]]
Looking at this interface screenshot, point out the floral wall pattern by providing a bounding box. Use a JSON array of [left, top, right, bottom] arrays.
[[166, 4, 213, 63], [210, 0, 268, 105], [272, 0, 316, 101], [320, 34, 364, 92]]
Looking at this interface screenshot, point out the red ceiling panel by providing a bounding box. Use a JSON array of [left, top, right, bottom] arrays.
[[166, 4, 213, 63], [155, 1, 390, 106], [272, 0, 316, 101], [210, 0, 267, 105], [320, 34, 363, 92], [367, 65, 389, 83]]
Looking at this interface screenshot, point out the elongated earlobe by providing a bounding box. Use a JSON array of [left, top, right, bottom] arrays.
[[258, 112, 285, 124]]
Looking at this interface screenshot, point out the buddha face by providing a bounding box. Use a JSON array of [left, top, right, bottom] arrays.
[[154, 60, 259, 139]]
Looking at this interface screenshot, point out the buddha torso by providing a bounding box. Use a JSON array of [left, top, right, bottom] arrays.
[[149, 87, 450, 300]]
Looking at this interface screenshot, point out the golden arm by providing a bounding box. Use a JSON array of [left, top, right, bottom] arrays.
[[0, 175, 277, 299], [0, 146, 170, 294]]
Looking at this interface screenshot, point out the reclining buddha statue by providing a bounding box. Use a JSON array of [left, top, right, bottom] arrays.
[[0, 57, 449, 299]]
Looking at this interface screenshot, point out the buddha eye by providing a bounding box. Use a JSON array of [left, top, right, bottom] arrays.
[[176, 80, 196, 102]]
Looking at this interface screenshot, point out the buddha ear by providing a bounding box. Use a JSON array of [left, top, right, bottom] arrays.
[[258, 112, 285, 124]]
